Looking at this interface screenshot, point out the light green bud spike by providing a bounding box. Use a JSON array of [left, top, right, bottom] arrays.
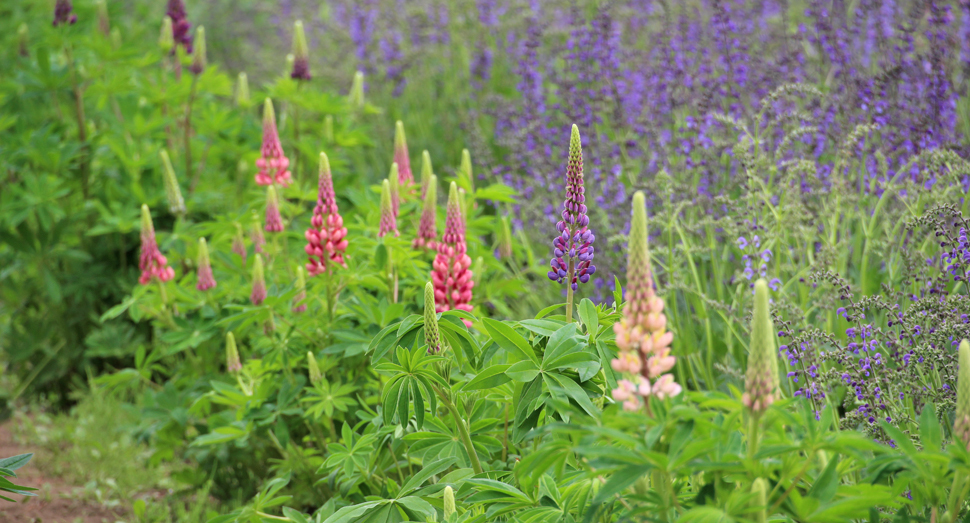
[[225, 332, 242, 373], [751, 478, 767, 523], [292, 20, 309, 61], [159, 17, 174, 53], [955, 340, 970, 450], [349, 71, 365, 109], [424, 282, 440, 354], [236, 73, 250, 106], [744, 279, 778, 414], [307, 351, 322, 384], [459, 148, 474, 193], [159, 149, 186, 215], [190, 26, 207, 75], [443, 485, 456, 521]]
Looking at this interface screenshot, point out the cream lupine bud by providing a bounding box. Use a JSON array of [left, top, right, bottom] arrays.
[[236, 72, 250, 106], [388, 162, 401, 216], [424, 282, 441, 354], [159, 17, 174, 53], [443, 485, 456, 521], [290, 20, 311, 80], [497, 216, 513, 259], [307, 351, 322, 384], [190, 26, 206, 75], [160, 150, 186, 215], [743, 279, 779, 414], [250, 254, 266, 305], [265, 185, 284, 232], [292, 267, 307, 313], [348, 71, 365, 109], [420, 150, 433, 199], [413, 175, 438, 251], [18, 23, 29, 57], [955, 340, 970, 450], [196, 238, 216, 291], [378, 179, 398, 237], [393, 121, 414, 186], [751, 478, 768, 523], [226, 332, 242, 373]]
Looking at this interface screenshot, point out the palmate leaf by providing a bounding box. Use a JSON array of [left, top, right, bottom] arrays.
[[379, 345, 447, 429]]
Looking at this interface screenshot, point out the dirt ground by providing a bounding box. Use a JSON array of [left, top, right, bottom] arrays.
[[0, 422, 127, 523]]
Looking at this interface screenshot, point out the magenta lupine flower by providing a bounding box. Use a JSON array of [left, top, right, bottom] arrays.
[[393, 121, 414, 186], [290, 20, 311, 81], [432, 182, 474, 327], [264, 185, 284, 232], [250, 254, 266, 305], [138, 205, 175, 285], [255, 99, 292, 187], [166, 0, 192, 52], [196, 237, 216, 291], [305, 153, 348, 276], [413, 174, 438, 251], [53, 0, 77, 26], [547, 125, 596, 291], [378, 179, 398, 238]]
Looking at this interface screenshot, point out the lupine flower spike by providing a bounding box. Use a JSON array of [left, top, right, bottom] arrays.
[[236, 73, 250, 106], [290, 20, 311, 81], [443, 486, 456, 522], [18, 24, 29, 57], [232, 223, 247, 266], [497, 216, 513, 259], [424, 282, 442, 354], [159, 17, 174, 53], [166, 0, 192, 52], [190, 26, 206, 75], [226, 332, 242, 373], [548, 125, 595, 322], [264, 185, 284, 232], [160, 150, 186, 215], [348, 71, 365, 109], [250, 254, 266, 305], [305, 152, 348, 276], [751, 478, 768, 523], [378, 179, 398, 238], [307, 351, 322, 384], [250, 218, 265, 254], [413, 175, 438, 251], [420, 150, 433, 199], [196, 238, 216, 291], [323, 115, 334, 143], [292, 267, 307, 314], [388, 163, 401, 217], [955, 340, 970, 450], [611, 192, 679, 412], [743, 278, 779, 415], [255, 99, 292, 186], [432, 182, 474, 326], [97, 1, 110, 36], [394, 121, 414, 186], [53, 0, 77, 26], [459, 149, 475, 195], [139, 205, 175, 285]]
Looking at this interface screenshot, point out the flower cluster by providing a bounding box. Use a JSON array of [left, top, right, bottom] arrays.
[[264, 185, 284, 232], [611, 192, 680, 411], [52, 0, 77, 27], [432, 182, 474, 326], [547, 125, 595, 291], [290, 20, 311, 81], [255, 99, 292, 187], [305, 153, 348, 276], [165, 0, 192, 52], [393, 121, 413, 187], [412, 175, 438, 251], [196, 238, 216, 291], [138, 205, 175, 285], [378, 179, 397, 238]]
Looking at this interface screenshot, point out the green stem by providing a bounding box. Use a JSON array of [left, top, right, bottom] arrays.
[[747, 413, 760, 462], [437, 388, 483, 474], [65, 45, 90, 200]]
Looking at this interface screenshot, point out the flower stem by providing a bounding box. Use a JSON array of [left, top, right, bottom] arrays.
[[436, 387, 483, 474], [565, 258, 575, 323], [65, 45, 90, 200]]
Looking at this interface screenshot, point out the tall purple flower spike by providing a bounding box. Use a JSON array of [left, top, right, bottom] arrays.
[[548, 124, 596, 292]]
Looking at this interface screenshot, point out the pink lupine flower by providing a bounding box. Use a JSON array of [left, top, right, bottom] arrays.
[[610, 192, 681, 412], [138, 205, 175, 285], [196, 237, 216, 291], [255, 99, 291, 187], [378, 179, 398, 238], [250, 220, 265, 254], [264, 185, 284, 232], [232, 223, 247, 266], [431, 182, 474, 326], [412, 174, 438, 251], [250, 254, 266, 305], [393, 121, 414, 186], [305, 153, 348, 276]]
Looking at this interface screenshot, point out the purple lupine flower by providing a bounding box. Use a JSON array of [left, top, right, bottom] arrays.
[[166, 0, 193, 53], [547, 125, 595, 291], [53, 0, 77, 26]]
